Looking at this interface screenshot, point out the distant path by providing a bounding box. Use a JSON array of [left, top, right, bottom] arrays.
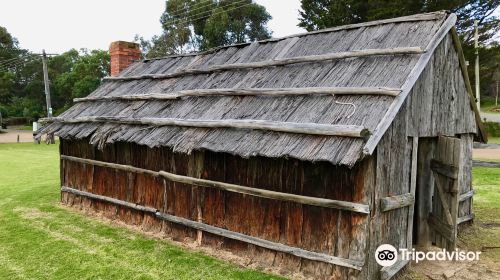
[[473, 148, 500, 161], [0, 128, 34, 143], [481, 112, 500, 122]]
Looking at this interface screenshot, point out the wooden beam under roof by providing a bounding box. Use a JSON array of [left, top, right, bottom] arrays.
[[73, 87, 401, 102], [105, 47, 424, 82], [42, 116, 371, 138]]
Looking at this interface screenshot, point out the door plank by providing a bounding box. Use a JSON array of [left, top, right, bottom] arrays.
[[433, 173, 454, 225], [430, 159, 458, 179]]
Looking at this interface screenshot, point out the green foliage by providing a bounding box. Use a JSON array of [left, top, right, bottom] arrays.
[[0, 71, 14, 104], [298, 0, 498, 40], [0, 26, 110, 119], [5, 96, 44, 119], [52, 49, 110, 104], [484, 121, 500, 137], [298, 0, 499, 98], [139, 0, 272, 57], [464, 42, 500, 100], [481, 95, 500, 113], [0, 26, 16, 49], [0, 143, 283, 280]]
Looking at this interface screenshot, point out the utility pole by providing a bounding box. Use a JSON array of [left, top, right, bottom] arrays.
[[474, 20, 480, 111], [496, 80, 498, 107], [42, 49, 55, 144], [42, 50, 52, 118]]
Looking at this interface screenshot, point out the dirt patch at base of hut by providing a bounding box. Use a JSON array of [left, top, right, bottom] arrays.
[[402, 222, 500, 280], [405, 258, 500, 280]]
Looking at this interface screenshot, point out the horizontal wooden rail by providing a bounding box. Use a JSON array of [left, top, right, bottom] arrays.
[[74, 87, 401, 102], [159, 171, 370, 214], [380, 193, 415, 212], [61, 155, 159, 177], [430, 159, 458, 179], [61, 155, 370, 214], [472, 160, 500, 168], [44, 116, 371, 138], [61, 186, 364, 270], [61, 186, 157, 213], [459, 189, 475, 202], [457, 213, 474, 224], [380, 258, 410, 280], [155, 212, 363, 270], [105, 47, 424, 82]]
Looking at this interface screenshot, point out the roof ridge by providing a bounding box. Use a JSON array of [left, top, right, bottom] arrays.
[[143, 11, 449, 62]]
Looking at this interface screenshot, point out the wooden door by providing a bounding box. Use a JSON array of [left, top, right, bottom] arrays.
[[428, 136, 460, 251]]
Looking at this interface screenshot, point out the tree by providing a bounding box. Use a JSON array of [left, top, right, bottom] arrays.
[[0, 25, 110, 119], [0, 26, 16, 49], [0, 26, 29, 117], [0, 71, 14, 105], [138, 0, 272, 57], [52, 49, 110, 114], [298, 0, 499, 98]]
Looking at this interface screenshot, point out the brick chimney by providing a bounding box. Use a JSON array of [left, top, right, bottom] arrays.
[[109, 41, 141, 76]]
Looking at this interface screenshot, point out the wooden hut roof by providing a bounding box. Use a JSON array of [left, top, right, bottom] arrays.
[[38, 11, 484, 167]]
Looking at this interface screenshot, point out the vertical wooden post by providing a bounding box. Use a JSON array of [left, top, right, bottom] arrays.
[[474, 20, 480, 111], [42, 50, 55, 144], [449, 138, 460, 250], [407, 137, 418, 249], [417, 139, 433, 248], [188, 151, 205, 245]]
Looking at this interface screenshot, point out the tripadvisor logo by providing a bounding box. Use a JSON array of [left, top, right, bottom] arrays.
[[375, 244, 482, 267], [375, 244, 398, 266]]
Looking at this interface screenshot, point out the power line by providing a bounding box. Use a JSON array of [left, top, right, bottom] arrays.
[[0, 56, 40, 70], [0, 63, 29, 72], [0, 52, 56, 69], [186, 0, 249, 24], [0, 61, 28, 71], [0, 57, 21, 64], [164, 0, 251, 27], [0, 56, 41, 71], [0, 54, 40, 67], [0, 57, 27, 67], [166, 0, 214, 19]]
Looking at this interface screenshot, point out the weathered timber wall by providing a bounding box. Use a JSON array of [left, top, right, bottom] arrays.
[[365, 98, 413, 278], [59, 138, 371, 279], [457, 134, 474, 225], [406, 33, 476, 137], [390, 31, 477, 255]]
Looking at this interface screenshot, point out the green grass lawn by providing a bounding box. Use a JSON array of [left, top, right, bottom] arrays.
[[1, 142, 499, 279], [481, 98, 500, 114], [488, 137, 500, 144], [19, 125, 33, 131], [0, 143, 283, 280], [459, 167, 500, 263]]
